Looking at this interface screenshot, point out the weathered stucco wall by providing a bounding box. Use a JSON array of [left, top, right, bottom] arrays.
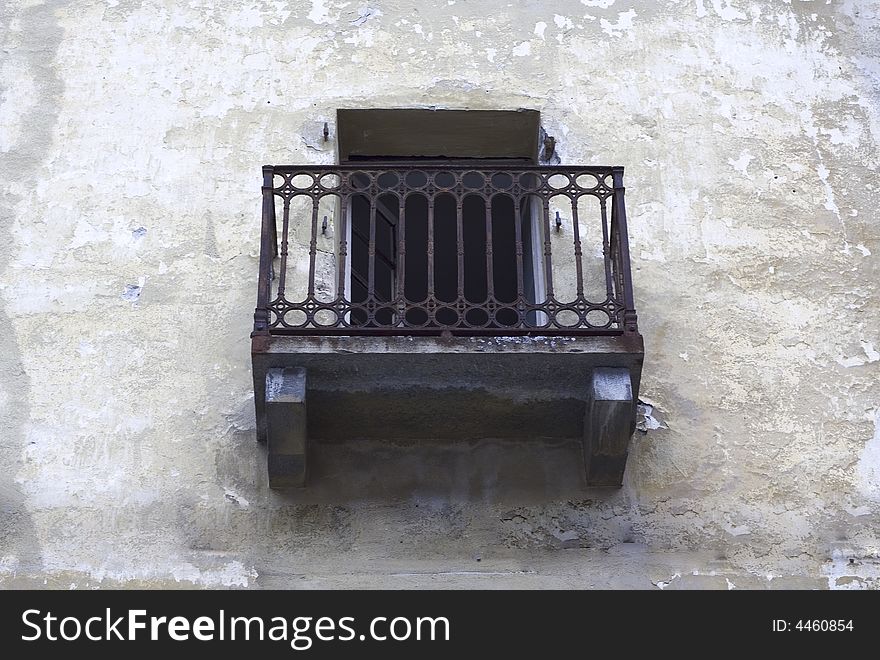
[[1, 0, 878, 588]]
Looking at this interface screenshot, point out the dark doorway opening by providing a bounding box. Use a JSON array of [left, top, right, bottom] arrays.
[[349, 189, 544, 329], [340, 109, 544, 330]]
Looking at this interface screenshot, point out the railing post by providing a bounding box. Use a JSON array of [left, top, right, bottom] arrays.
[[611, 167, 638, 334], [253, 165, 275, 336]]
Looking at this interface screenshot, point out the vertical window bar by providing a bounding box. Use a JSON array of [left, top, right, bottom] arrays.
[[427, 194, 435, 301], [513, 196, 524, 324], [271, 203, 278, 259], [277, 196, 291, 297], [570, 196, 584, 298], [306, 196, 319, 297], [456, 197, 464, 304], [599, 196, 613, 301], [610, 197, 618, 292], [609, 196, 624, 305], [367, 195, 377, 302], [396, 195, 406, 323], [337, 193, 349, 303], [541, 196, 554, 299], [485, 196, 494, 302]]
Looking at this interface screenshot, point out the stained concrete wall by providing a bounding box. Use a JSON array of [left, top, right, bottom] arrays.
[[1, 0, 878, 589]]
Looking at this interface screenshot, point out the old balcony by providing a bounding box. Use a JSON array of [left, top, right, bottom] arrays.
[[251, 164, 644, 488]]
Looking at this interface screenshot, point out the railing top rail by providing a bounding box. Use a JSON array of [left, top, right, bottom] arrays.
[[268, 164, 624, 174]]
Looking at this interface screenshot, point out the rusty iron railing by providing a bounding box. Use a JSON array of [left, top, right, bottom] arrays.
[[253, 165, 638, 337]]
